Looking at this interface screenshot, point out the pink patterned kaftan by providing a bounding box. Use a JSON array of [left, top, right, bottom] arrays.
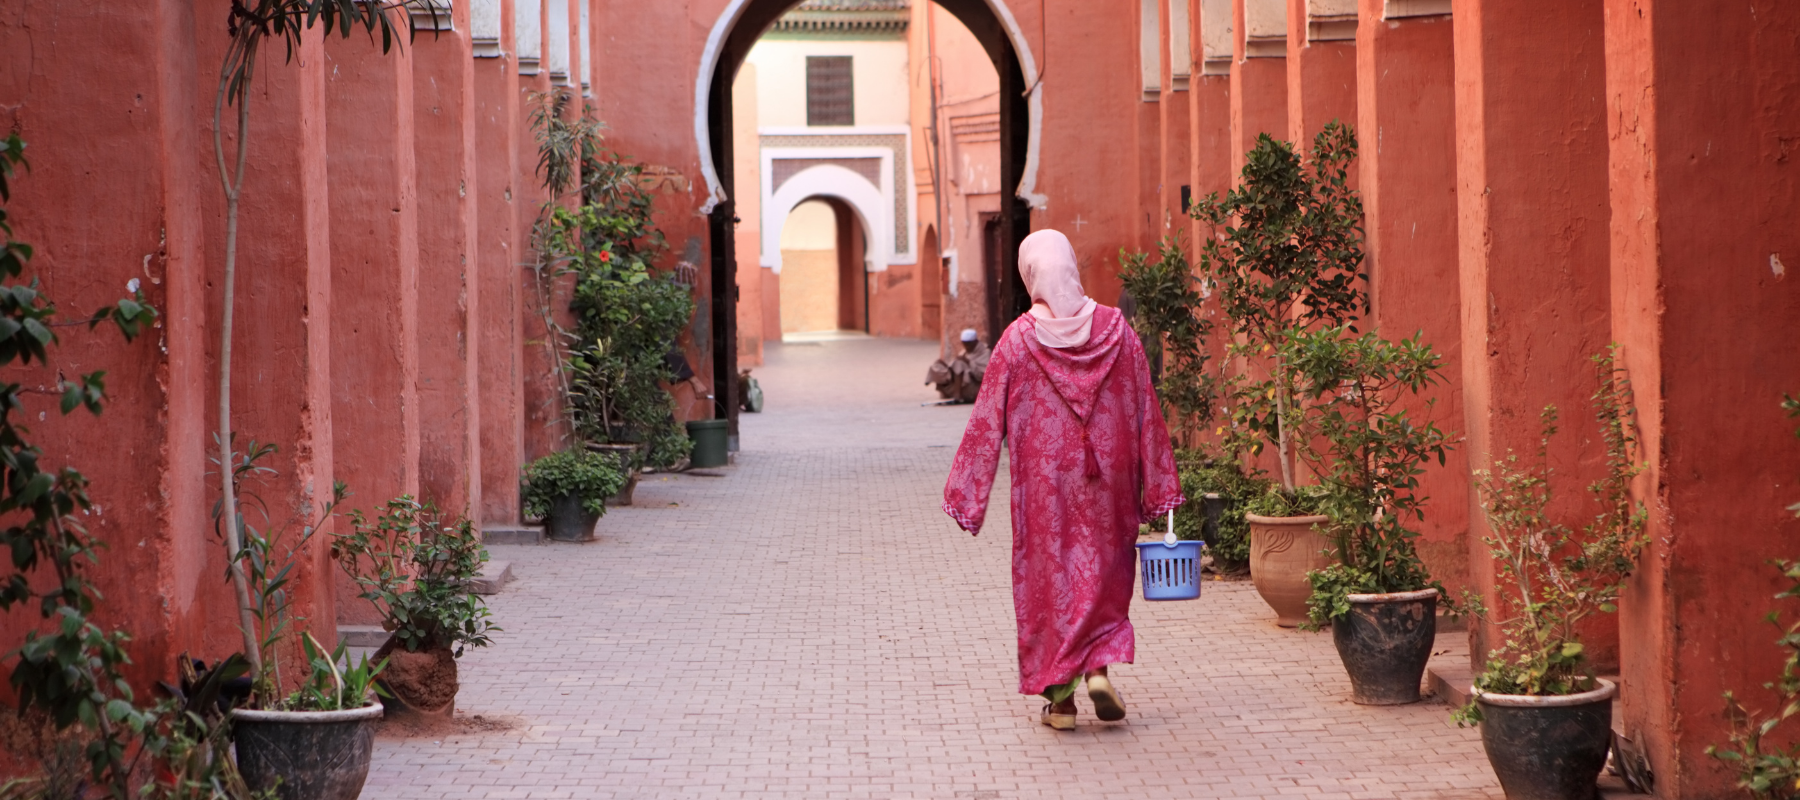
[[942, 305, 1184, 695]]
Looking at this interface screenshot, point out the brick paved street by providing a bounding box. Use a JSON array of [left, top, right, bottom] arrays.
[[366, 337, 1506, 799]]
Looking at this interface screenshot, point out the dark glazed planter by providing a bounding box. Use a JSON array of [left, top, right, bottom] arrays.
[[1331, 588, 1438, 705], [232, 702, 382, 800], [1477, 680, 1617, 800], [546, 493, 600, 542]]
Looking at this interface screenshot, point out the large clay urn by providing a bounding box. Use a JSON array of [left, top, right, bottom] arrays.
[[1246, 513, 1336, 627]]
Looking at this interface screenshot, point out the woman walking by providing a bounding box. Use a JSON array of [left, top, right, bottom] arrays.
[[943, 229, 1183, 730]]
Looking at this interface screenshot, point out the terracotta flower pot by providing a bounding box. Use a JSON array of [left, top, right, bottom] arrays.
[[1246, 513, 1335, 627], [1476, 679, 1617, 800]]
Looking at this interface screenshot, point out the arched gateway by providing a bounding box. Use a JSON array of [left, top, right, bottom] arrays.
[[693, 0, 1043, 430]]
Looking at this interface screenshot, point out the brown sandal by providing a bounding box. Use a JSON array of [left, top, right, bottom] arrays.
[[1040, 702, 1076, 731]]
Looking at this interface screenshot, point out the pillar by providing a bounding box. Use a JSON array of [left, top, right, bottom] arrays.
[[1356, 1, 1466, 594], [1191, 0, 1234, 244], [326, 32, 421, 624], [1232, 0, 1289, 176], [1452, 0, 1612, 665], [1287, 0, 1357, 148], [733, 61, 765, 367], [518, 0, 563, 464], [475, 0, 527, 527], [1606, 1, 1800, 795], [413, 1, 482, 519], [1160, 0, 1194, 245]]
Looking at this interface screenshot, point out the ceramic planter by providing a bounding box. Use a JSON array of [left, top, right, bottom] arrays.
[[545, 493, 600, 542], [1332, 588, 1438, 705], [1476, 679, 1617, 800], [232, 702, 383, 800], [1246, 513, 1334, 627], [588, 442, 642, 506]]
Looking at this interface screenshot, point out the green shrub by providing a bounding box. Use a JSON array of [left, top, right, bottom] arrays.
[[334, 496, 499, 657], [522, 449, 628, 518], [1173, 449, 1271, 571]]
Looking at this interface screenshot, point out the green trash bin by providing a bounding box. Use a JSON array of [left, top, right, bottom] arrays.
[[685, 419, 730, 468]]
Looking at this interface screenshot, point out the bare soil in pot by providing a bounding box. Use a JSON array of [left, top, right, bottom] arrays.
[[1477, 680, 1617, 800], [1246, 514, 1334, 627], [1332, 588, 1437, 705], [372, 638, 458, 722]]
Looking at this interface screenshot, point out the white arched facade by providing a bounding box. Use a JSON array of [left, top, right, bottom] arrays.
[[695, 0, 1046, 213], [762, 163, 891, 275]]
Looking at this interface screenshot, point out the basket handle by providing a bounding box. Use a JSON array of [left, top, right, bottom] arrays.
[[1163, 509, 1177, 546]]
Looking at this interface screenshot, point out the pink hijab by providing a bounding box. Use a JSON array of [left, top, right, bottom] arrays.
[[1018, 229, 1097, 348]]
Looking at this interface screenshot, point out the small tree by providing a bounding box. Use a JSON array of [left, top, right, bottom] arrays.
[[1192, 122, 1365, 494], [1454, 350, 1647, 718], [1118, 236, 1218, 444], [209, 0, 435, 686]]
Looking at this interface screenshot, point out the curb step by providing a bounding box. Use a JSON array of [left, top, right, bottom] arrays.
[[337, 625, 388, 649], [483, 525, 544, 545], [470, 560, 513, 595]]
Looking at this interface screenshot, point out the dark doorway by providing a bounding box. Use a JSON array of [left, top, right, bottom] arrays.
[[705, 0, 1032, 439], [980, 212, 1003, 345]]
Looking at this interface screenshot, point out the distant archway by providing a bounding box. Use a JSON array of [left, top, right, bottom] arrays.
[[697, 0, 1039, 427]]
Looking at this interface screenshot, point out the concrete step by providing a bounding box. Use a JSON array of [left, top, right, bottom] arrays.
[[337, 624, 389, 649], [470, 559, 513, 595], [482, 524, 544, 545]]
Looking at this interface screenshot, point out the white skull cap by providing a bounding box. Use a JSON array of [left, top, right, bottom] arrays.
[[960, 329, 979, 342]]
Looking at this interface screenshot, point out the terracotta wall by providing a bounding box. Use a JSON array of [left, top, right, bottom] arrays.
[[1608, 1, 1800, 795]]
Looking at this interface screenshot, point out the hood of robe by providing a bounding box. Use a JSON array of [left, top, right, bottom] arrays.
[[1019, 304, 1126, 426]]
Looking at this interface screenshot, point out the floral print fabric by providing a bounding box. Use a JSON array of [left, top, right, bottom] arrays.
[[943, 305, 1184, 694]]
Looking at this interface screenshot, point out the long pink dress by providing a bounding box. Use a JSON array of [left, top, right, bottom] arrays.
[[943, 305, 1183, 695]]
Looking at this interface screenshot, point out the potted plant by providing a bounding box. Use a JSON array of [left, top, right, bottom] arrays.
[[1118, 236, 1220, 447], [529, 93, 696, 479], [522, 449, 628, 542], [1173, 446, 1271, 575], [1191, 121, 1366, 626], [1287, 325, 1452, 704], [1453, 351, 1648, 798], [217, 457, 390, 800], [332, 496, 499, 720]]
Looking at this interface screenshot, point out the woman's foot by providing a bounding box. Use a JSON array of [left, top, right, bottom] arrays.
[[1040, 698, 1076, 731], [1086, 670, 1126, 722]]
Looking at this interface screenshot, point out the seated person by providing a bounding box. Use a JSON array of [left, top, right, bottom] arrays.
[[927, 329, 992, 403]]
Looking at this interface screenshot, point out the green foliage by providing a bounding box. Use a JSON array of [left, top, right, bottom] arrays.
[[1706, 399, 1800, 798], [334, 496, 499, 657], [1282, 326, 1451, 626], [273, 633, 386, 712], [522, 449, 629, 519], [214, 443, 346, 705], [1453, 351, 1646, 723], [529, 92, 695, 469], [1119, 237, 1218, 441], [1191, 121, 1365, 492], [1173, 448, 1271, 571]]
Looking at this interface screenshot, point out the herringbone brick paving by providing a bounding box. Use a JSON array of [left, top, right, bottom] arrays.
[[365, 337, 1504, 799]]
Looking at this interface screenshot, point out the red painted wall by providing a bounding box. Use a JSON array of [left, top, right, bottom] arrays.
[[475, 0, 526, 527], [414, 10, 482, 519], [1609, 1, 1800, 794], [1452, 0, 1615, 666], [1286, 0, 1356, 149], [1356, 5, 1467, 596]]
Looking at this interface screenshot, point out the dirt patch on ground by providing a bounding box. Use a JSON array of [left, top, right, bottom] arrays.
[[377, 711, 523, 740]]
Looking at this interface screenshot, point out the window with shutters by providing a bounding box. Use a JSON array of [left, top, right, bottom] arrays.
[[806, 56, 854, 126]]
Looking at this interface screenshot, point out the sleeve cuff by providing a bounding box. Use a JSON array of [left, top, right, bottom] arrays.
[[1141, 493, 1187, 525], [942, 501, 982, 534]]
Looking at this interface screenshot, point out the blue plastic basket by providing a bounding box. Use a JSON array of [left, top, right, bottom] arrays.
[[1137, 539, 1204, 601]]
